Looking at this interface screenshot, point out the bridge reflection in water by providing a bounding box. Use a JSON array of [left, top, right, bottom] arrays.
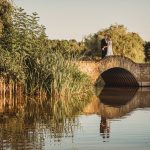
[[98, 87, 150, 141], [0, 87, 150, 148]]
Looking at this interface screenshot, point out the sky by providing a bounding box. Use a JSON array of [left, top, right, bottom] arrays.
[[13, 0, 150, 41]]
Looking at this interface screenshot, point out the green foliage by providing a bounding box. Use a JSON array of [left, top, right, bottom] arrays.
[[0, 6, 93, 102], [84, 24, 145, 63], [36, 49, 93, 100], [144, 41, 150, 63], [84, 34, 100, 52], [0, 7, 49, 82], [48, 39, 86, 58], [0, 0, 13, 49]]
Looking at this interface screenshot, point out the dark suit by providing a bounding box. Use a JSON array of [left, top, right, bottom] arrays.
[[101, 38, 108, 58]]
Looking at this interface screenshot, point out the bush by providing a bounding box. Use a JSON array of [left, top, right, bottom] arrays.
[[84, 24, 145, 63]]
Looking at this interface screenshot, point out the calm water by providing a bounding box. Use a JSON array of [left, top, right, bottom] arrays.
[[0, 87, 150, 150]]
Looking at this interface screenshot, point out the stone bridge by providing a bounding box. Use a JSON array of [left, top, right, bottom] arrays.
[[76, 56, 150, 87]]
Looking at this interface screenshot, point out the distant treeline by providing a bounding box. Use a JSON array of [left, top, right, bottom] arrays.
[[45, 25, 150, 63]]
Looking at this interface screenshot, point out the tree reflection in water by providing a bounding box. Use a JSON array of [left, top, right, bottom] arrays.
[[0, 94, 90, 150], [0, 87, 150, 148], [99, 87, 150, 141]]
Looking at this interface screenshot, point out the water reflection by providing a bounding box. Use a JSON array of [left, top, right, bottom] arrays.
[[0, 94, 85, 150], [100, 116, 110, 140], [100, 87, 138, 106], [98, 87, 150, 141], [0, 87, 150, 149], [99, 87, 150, 118]]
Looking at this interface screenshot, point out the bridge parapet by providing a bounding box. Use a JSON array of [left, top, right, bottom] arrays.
[[98, 56, 140, 80], [139, 64, 150, 84], [76, 56, 150, 87]]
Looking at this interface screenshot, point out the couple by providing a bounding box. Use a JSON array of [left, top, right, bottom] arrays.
[[101, 34, 113, 58]]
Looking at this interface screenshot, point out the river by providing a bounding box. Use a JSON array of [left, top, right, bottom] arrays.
[[0, 87, 150, 150]]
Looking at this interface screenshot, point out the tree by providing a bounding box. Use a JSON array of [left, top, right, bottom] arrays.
[[84, 24, 145, 63], [0, 6, 92, 99], [144, 41, 150, 63], [0, 0, 13, 49], [48, 39, 85, 58]]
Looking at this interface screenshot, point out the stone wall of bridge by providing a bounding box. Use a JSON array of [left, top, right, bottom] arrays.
[[76, 56, 150, 87]]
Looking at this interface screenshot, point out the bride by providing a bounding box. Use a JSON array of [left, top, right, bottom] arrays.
[[106, 36, 113, 56]]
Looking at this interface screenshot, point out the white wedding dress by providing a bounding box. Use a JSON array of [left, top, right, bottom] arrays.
[[106, 40, 113, 56]]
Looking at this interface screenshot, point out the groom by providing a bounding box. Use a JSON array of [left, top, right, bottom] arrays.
[[101, 34, 108, 58]]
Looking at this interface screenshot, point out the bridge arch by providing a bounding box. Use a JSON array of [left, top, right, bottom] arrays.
[[76, 56, 150, 87], [96, 56, 140, 87], [101, 67, 139, 87]]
